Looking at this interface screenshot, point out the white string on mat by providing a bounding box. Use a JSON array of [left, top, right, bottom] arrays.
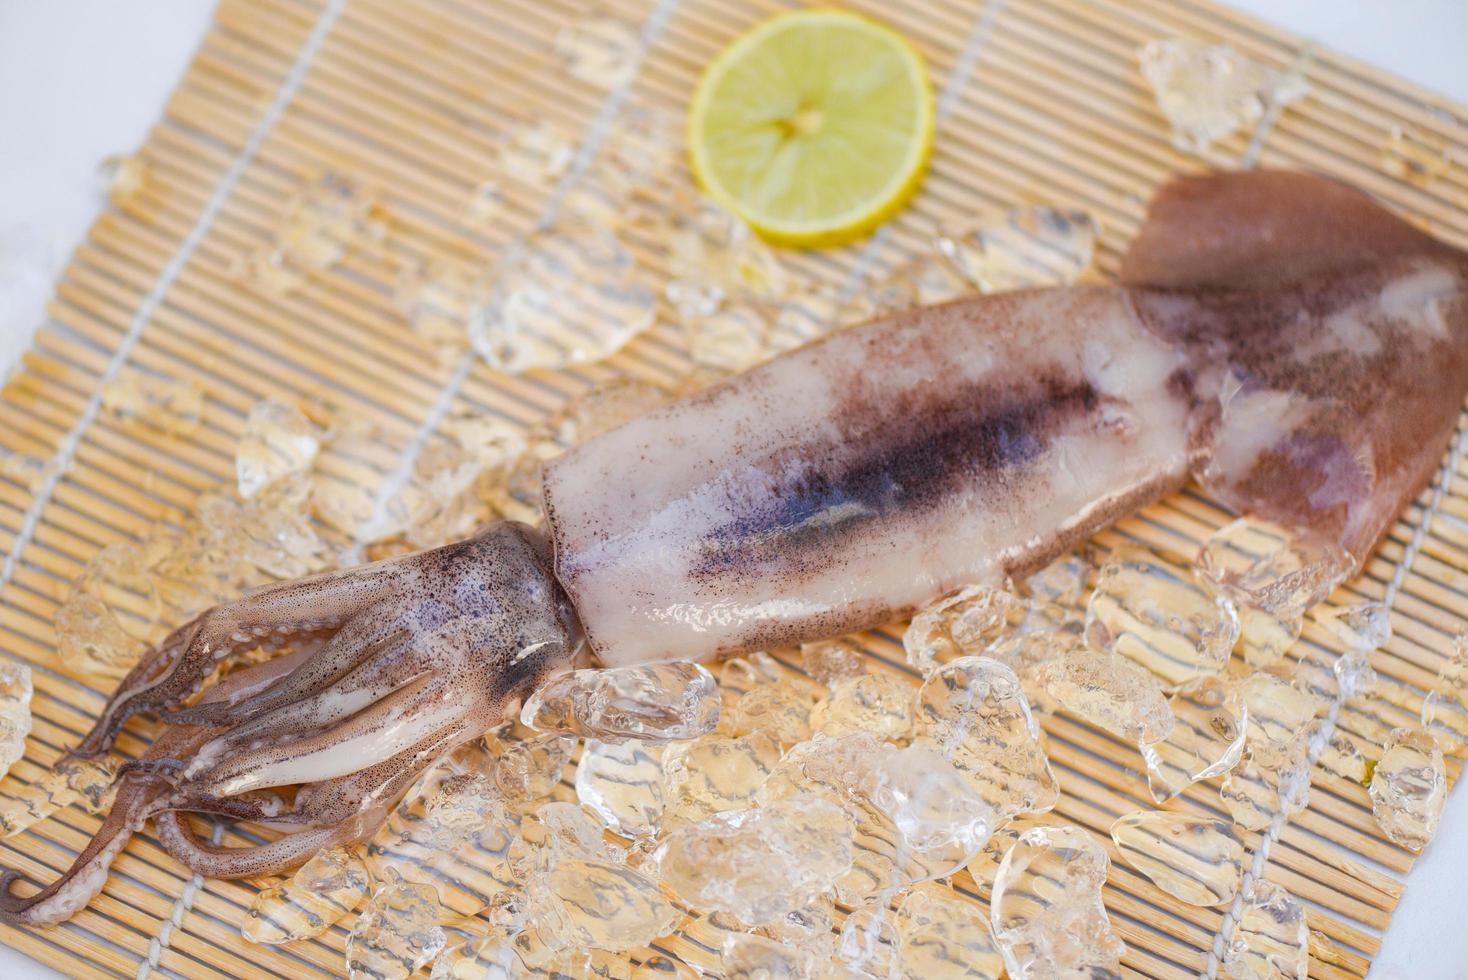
[[1203, 419, 1468, 978], [0, 0, 348, 610], [355, 0, 684, 556], [137, 821, 224, 980], [1240, 44, 1317, 170]]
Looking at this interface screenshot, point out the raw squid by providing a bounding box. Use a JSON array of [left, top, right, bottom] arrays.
[[5, 170, 1466, 926]]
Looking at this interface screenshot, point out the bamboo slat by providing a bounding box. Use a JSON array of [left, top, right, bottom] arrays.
[[2, 0, 1466, 976]]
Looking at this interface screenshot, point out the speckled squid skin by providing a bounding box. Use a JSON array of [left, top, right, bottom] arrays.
[[1120, 170, 1468, 561], [546, 287, 1196, 664], [546, 171, 1468, 665]]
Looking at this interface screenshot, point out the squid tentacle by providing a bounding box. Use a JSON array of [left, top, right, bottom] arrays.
[[76, 565, 400, 757], [0, 651, 317, 926], [287, 721, 478, 830], [181, 674, 454, 797], [0, 769, 168, 927], [152, 721, 476, 877], [198, 664, 431, 765], [152, 812, 352, 880], [168, 619, 411, 730]]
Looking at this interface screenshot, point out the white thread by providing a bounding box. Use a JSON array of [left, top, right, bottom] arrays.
[[1240, 44, 1316, 170], [0, 0, 349, 608], [1204, 421, 1468, 978], [137, 820, 224, 980], [835, 0, 1009, 308], [355, 0, 683, 555]]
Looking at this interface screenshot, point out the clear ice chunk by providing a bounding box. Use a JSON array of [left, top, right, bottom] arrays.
[[575, 738, 666, 837], [684, 303, 771, 373], [915, 657, 1058, 820], [554, 15, 642, 90], [1423, 631, 1468, 754], [759, 734, 954, 905], [1238, 672, 1319, 767], [1319, 730, 1369, 785], [346, 878, 447, 980], [429, 890, 530, 979], [101, 370, 204, 436], [809, 673, 915, 741], [631, 954, 701, 979], [1381, 126, 1452, 186], [232, 173, 384, 296], [965, 814, 1067, 890], [589, 105, 680, 204], [729, 683, 813, 745], [366, 771, 517, 915], [720, 933, 816, 980], [497, 121, 574, 185], [469, 225, 655, 373], [1195, 518, 1349, 620], [532, 857, 682, 951], [520, 661, 720, 741], [1368, 726, 1446, 852], [243, 846, 369, 944], [1315, 601, 1391, 654], [1034, 646, 1174, 744], [508, 801, 613, 883], [662, 730, 782, 823], [839, 258, 961, 326], [771, 286, 840, 350], [0, 453, 53, 494], [990, 825, 1125, 979], [1236, 605, 1303, 671], [718, 650, 787, 697], [800, 638, 868, 687], [1222, 880, 1309, 980], [1022, 551, 1092, 607], [236, 400, 321, 499], [1087, 547, 1238, 689], [494, 733, 577, 811], [896, 883, 1004, 980], [759, 895, 837, 958], [1220, 737, 1313, 832], [99, 153, 147, 206], [837, 901, 898, 977], [393, 261, 480, 360], [665, 192, 788, 306], [55, 541, 161, 679], [984, 622, 1084, 688], [0, 663, 30, 779], [1110, 810, 1243, 907], [1138, 40, 1310, 154], [904, 584, 1026, 674], [0, 754, 118, 837], [935, 205, 1098, 293], [869, 739, 994, 874], [654, 793, 854, 924], [1140, 675, 1247, 804]]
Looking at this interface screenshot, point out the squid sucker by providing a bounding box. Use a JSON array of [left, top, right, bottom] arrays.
[[7, 169, 1468, 926]]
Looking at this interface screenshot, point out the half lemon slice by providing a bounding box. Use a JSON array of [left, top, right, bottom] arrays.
[[688, 9, 935, 247]]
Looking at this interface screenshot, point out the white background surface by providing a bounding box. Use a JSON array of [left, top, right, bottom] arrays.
[[1, 1, 1467, 978]]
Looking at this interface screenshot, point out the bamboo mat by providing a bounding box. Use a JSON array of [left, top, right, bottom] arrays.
[[1, 0, 1466, 976]]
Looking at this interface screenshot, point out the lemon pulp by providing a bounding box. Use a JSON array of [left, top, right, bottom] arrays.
[[688, 10, 935, 247]]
